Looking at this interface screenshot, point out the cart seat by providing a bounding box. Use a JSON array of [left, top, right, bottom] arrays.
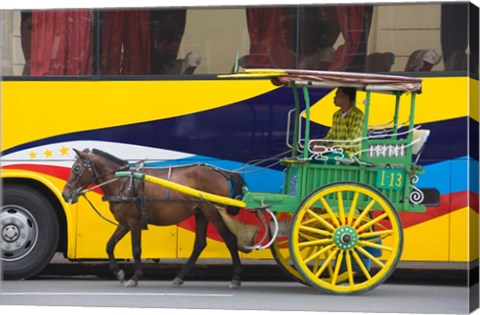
[[412, 129, 430, 164], [412, 129, 430, 155]]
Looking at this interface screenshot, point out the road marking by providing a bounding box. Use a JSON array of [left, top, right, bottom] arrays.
[[2, 292, 232, 297]]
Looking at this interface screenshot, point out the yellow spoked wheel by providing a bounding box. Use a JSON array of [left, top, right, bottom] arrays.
[[289, 182, 403, 294], [270, 213, 309, 285]]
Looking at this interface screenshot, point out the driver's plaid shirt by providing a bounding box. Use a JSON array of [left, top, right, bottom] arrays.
[[323, 106, 364, 156]]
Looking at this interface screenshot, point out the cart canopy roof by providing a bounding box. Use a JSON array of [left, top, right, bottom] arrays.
[[221, 68, 422, 94]]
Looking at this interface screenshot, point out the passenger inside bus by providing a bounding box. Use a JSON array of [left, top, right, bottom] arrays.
[[299, 47, 335, 70], [405, 49, 442, 72], [365, 52, 395, 72], [162, 51, 202, 75]]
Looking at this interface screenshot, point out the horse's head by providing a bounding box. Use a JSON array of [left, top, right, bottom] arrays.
[[62, 148, 98, 204], [62, 148, 129, 204]]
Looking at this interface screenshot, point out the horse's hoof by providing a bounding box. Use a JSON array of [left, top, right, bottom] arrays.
[[117, 270, 125, 284], [125, 279, 138, 287], [172, 277, 184, 287], [229, 280, 241, 289]]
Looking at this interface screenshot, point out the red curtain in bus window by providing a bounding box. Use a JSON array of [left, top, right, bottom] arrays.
[[328, 6, 365, 71], [20, 12, 32, 75], [243, 8, 295, 68], [101, 10, 151, 75], [100, 11, 124, 75], [30, 10, 92, 76]]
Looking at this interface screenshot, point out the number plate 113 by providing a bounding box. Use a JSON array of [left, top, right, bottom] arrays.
[[376, 168, 405, 190]]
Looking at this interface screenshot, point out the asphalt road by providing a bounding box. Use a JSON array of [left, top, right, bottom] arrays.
[[0, 278, 472, 314], [0, 261, 476, 314]]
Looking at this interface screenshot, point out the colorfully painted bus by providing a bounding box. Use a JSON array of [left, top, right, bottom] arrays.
[[1, 2, 478, 280]]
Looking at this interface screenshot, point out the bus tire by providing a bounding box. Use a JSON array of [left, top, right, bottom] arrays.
[[1, 184, 59, 280]]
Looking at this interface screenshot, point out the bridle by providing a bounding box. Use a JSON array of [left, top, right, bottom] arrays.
[[65, 150, 128, 226], [64, 151, 102, 203]]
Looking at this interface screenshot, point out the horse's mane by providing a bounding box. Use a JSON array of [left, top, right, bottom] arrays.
[[92, 148, 129, 166]]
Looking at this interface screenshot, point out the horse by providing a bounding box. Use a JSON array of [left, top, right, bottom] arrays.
[[62, 148, 246, 289]]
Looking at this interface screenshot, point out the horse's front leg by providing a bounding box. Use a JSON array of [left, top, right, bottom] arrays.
[[125, 221, 143, 287], [106, 224, 130, 284]]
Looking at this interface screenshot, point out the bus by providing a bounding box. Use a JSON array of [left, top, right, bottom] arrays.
[[1, 2, 478, 280]]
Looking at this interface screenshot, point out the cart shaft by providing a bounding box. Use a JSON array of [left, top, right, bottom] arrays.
[[115, 171, 247, 208]]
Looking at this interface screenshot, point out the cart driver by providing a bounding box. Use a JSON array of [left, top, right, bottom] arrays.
[[311, 87, 364, 158]]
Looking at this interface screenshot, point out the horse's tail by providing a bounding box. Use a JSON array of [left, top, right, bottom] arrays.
[[210, 166, 245, 215]]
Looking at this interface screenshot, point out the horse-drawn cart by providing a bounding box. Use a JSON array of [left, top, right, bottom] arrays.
[[63, 69, 427, 294], [222, 69, 427, 294]]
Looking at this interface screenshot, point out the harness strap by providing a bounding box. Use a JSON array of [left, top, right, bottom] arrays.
[[126, 170, 149, 231], [165, 165, 173, 200], [210, 167, 236, 200], [102, 195, 134, 202], [138, 178, 148, 230], [82, 194, 118, 226]]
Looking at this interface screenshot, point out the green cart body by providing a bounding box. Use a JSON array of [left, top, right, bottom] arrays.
[[238, 70, 426, 214]]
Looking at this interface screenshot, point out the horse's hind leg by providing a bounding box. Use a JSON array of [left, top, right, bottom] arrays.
[[206, 210, 242, 289], [173, 211, 208, 287], [106, 224, 130, 284], [125, 222, 143, 287]]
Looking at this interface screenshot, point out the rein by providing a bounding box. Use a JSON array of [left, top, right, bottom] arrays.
[[78, 176, 124, 227], [232, 149, 292, 174], [80, 177, 121, 195], [81, 194, 119, 226]]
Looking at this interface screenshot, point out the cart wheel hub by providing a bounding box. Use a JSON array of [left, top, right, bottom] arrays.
[[342, 234, 351, 243], [333, 226, 358, 250]]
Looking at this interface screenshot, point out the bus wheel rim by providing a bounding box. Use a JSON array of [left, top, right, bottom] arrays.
[[1, 205, 39, 261]]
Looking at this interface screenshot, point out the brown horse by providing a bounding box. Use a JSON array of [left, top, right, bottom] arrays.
[[62, 148, 245, 288]]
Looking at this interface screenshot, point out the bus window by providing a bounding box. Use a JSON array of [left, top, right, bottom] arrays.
[[100, 9, 151, 75], [1, 3, 476, 76], [298, 6, 340, 71], [239, 7, 297, 69], [20, 11, 32, 75], [441, 2, 478, 74], [174, 8, 251, 74], [367, 3, 469, 73], [150, 9, 187, 75], [22, 10, 93, 76], [298, 5, 373, 72], [98, 7, 264, 75]]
